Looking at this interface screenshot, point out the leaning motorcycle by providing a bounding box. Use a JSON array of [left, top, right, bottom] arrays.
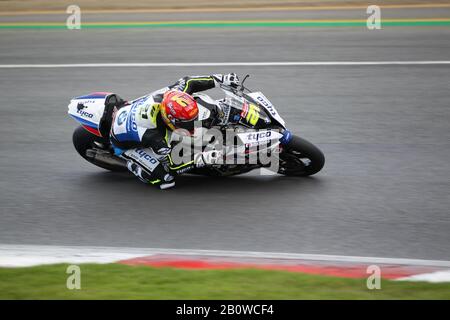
[[68, 76, 325, 178]]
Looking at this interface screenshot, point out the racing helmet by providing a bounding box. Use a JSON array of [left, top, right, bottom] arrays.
[[161, 90, 199, 132]]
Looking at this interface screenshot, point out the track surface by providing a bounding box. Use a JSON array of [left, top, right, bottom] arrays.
[[1, 8, 449, 260]]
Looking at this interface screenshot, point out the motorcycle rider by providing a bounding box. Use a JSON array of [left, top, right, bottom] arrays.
[[109, 73, 240, 189]]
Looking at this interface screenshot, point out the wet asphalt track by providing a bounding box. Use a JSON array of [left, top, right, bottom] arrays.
[[0, 10, 450, 260]]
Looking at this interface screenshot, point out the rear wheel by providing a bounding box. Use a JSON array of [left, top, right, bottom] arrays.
[[72, 126, 127, 172], [278, 135, 325, 176]]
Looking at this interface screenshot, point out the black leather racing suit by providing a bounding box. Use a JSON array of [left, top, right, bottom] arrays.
[[109, 75, 224, 188]]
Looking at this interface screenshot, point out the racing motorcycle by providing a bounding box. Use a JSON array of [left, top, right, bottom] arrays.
[[68, 75, 325, 178]]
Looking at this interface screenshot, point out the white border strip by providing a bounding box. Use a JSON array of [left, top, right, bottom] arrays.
[[397, 270, 450, 283], [1, 61, 450, 68], [1, 244, 450, 267]]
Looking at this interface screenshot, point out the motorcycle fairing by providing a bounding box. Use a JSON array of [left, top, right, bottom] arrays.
[[247, 92, 286, 129], [68, 92, 113, 136]]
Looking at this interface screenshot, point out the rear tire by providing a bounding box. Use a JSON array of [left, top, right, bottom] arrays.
[[72, 126, 127, 172], [279, 135, 325, 176]]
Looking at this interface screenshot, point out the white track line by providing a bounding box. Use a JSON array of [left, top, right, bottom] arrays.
[[1, 61, 450, 68], [1, 244, 450, 268]]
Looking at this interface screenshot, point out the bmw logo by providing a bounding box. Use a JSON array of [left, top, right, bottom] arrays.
[[117, 110, 127, 125]]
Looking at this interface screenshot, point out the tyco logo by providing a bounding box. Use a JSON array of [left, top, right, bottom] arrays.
[[136, 149, 158, 165], [247, 131, 272, 141], [76, 104, 94, 118], [257, 96, 277, 116]]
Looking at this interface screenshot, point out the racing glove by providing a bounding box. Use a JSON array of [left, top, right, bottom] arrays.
[[213, 73, 240, 87]]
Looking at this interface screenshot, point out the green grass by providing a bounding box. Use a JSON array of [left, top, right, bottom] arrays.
[[0, 264, 449, 299]]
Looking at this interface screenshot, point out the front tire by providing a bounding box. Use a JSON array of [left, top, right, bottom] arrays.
[[278, 135, 325, 176], [72, 126, 127, 172]]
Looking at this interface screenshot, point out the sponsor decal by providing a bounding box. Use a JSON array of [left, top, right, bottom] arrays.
[[117, 110, 127, 125], [247, 131, 272, 141], [240, 101, 249, 118], [129, 106, 138, 131], [74, 99, 98, 105], [168, 103, 175, 115], [128, 97, 150, 131], [175, 165, 194, 175], [139, 105, 150, 120], [256, 95, 277, 116], [135, 148, 158, 165], [76, 103, 94, 118], [239, 102, 260, 126]]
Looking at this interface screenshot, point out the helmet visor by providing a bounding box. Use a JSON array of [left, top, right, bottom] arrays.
[[173, 116, 198, 133]]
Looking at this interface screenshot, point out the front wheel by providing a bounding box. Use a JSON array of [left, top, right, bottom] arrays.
[[278, 135, 325, 176]]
